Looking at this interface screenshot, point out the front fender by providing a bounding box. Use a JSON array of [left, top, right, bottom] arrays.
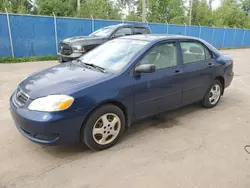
[[69, 75, 134, 122]]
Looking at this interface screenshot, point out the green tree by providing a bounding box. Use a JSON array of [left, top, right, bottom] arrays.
[[191, 0, 213, 26], [0, 0, 9, 12], [126, 10, 141, 21], [0, 0, 32, 13], [213, 0, 246, 28], [36, 0, 77, 17], [78, 0, 121, 19], [146, 0, 186, 24], [241, 0, 250, 15]]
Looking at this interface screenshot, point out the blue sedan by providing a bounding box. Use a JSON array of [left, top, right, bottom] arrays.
[[10, 35, 234, 150]]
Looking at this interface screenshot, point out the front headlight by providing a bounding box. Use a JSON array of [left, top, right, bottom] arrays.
[[72, 45, 86, 53], [28, 95, 74, 112]]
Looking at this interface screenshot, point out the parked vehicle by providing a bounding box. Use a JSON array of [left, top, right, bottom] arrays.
[[58, 23, 151, 63], [10, 35, 234, 150]]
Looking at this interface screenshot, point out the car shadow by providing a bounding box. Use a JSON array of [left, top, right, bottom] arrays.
[[41, 102, 205, 157], [120, 102, 203, 143]]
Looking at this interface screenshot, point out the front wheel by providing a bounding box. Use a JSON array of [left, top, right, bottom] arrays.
[[201, 80, 222, 108], [81, 104, 125, 150]]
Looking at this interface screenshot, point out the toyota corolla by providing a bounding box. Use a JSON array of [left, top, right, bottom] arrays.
[[10, 35, 234, 150]]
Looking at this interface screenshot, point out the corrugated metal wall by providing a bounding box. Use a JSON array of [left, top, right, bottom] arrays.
[[0, 13, 250, 57]]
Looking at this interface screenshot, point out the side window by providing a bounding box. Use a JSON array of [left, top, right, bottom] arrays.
[[114, 27, 132, 37], [180, 42, 211, 64], [204, 47, 212, 60], [134, 27, 148, 34], [139, 42, 177, 70]]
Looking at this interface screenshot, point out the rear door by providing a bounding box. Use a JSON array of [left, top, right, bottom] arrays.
[[179, 40, 216, 105]]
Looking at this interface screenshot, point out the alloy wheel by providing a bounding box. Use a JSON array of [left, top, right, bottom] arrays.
[[208, 84, 221, 105], [92, 113, 121, 145]]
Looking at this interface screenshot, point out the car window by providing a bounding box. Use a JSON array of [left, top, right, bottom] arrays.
[[180, 41, 211, 64], [204, 47, 212, 59], [139, 42, 177, 70], [134, 27, 148, 34], [114, 27, 132, 37], [89, 27, 115, 37], [80, 39, 148, 71]]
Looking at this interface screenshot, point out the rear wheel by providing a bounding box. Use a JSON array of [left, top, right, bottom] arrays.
[[81, 104, 125, 150], [201, 80, 222, 108]]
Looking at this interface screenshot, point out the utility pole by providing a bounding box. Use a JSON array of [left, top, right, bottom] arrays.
[[189, 0, 193, 25], [77, 0, 81, 12], [142, 0, 146, 22]]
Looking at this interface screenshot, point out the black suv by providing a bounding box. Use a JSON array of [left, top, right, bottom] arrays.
[[58, 23, 151, 63]]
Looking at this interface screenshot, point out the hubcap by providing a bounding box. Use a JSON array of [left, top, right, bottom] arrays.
[[209, 84, 221, 105], [92, 113, 121, 145]]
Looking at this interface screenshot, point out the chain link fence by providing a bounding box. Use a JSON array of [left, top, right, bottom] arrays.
[[0, 12, 250, 58]]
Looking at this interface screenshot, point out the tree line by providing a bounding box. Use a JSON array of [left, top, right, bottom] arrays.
[[0, 0, 250, 28]]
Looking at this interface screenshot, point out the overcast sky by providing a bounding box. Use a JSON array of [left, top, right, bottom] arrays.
[[212, 0, 221, 9]]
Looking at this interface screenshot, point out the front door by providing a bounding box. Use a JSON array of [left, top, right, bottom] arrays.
[[133, 41, 184, 119], [179, 40, 216, 105]]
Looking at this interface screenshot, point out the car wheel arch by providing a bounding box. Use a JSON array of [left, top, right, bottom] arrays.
[[79, 100, 130, 141], [214, 76, 225, 95]]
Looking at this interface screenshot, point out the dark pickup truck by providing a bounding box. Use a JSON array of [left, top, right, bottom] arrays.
[[58, 23, 151, 63]]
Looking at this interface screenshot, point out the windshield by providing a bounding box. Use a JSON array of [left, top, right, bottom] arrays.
[[89, 27, 115, 37], [79, 39, 148, 71]]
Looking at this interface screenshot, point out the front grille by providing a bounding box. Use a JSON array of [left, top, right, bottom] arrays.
[[60, 43, 72, 55], [14, 88, 29, 107]]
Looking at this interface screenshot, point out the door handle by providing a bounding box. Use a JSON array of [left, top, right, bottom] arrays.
[[174, 70, 181, 74]]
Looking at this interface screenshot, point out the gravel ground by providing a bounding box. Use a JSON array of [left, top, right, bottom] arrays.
[[1, 49, 250, 188]]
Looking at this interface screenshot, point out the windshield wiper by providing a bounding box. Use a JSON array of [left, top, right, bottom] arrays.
[[84, 63, 107, 73], [77, 59, 107, 73]]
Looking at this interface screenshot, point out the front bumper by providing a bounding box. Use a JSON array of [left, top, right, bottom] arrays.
[[10, 94, 88, 145], [58, 52, 84, 63]]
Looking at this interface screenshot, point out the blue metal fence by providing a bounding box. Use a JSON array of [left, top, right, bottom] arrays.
[[0, 13, 250, 57]]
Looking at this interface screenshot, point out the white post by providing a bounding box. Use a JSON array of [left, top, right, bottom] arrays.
[[91, 15, 94, 32], [189, 0, 193, 25], [212, 25, 215, 45], [222, 26, 226, 48], [199, 24, 201, 38], [5, 8, 14, 58], [142, 0, 146, 22], [166, 21, 169, 34], [53, 12, 58, 54], [184, 23, 187, 35], [242, 28, 246, 46], [233, 26, 236, 47], [145, 19, 149, 26]]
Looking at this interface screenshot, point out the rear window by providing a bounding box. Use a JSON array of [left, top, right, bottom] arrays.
[[134, 27, 148, 34]]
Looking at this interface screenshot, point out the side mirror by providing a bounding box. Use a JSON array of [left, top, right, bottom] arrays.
[[135, 64, 156, 74]]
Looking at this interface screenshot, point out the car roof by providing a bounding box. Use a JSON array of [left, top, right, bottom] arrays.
[[104, 23, 149, 29], [119, 34, 221, 57], [119, 34, 202, 42]]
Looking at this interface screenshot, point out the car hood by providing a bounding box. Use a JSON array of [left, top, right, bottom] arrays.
[[19, 62, 111, 99], [62, 36, 108, 45]]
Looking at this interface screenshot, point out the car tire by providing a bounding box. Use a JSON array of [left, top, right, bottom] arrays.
[[201, 79, 223, 108], [81, 104, 125, 150]]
